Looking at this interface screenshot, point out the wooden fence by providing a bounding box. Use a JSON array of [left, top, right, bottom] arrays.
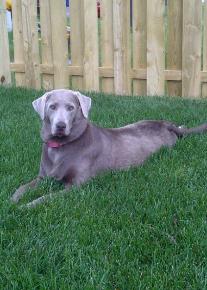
[[0, 0, 207, 97]]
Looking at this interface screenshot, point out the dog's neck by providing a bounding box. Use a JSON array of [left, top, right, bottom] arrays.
[[41, 117, 89, 147]]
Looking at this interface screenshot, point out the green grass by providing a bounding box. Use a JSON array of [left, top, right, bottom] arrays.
[[1, 86, 207, 289]]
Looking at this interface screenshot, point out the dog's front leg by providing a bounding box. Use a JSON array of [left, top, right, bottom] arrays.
[[22, 170, 88, 208], [11, 177, 42, 203], [22, 185, 71, 209]]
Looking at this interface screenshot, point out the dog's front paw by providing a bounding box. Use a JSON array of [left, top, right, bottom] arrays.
[[10, 185, 28, 203]]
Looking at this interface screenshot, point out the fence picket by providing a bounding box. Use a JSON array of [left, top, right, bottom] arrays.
[[12, 0, 25, 86], [40, 0, 54, 90], [202, 0, 207, 97], [82, 0, 99, 91], [166, 0, 182, 97], [182, 0, 201, 98], [132, 0, 147, 96], [113, 0, 130, 95], [21, 0, 40, 89], [0, 0, 11, 85], [70, 0, 84, 90], [147, 0, 165, 96], [50, 0, 68, 89], [100, 0, 114, 93]]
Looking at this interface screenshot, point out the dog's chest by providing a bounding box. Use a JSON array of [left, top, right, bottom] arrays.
[[47, 147, 62, 164]]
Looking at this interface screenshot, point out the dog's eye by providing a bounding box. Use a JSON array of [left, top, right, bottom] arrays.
[[49, 104, 56, 110], [66, 105, 74, 111]]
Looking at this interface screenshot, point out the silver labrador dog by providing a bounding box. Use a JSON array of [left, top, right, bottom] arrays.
[[11, 89, 207, 208]]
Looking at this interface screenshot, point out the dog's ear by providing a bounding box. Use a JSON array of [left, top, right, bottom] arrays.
[[75, 91, 91, 118], [32, 92, 51, 120]]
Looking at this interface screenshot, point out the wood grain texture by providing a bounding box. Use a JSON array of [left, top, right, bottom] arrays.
[[50, 0, 68, 89], [182, 0, 201, 98], [70, 0, 84, 90], [0, 0, 11, 84], [147, 0, 165, 96], [21, 0, 40, 88], [202, 1, 207, 97], [100, 0, 114, 93], [113, 0, 130, 95], [82, 0, 99, 91], [166, 0, 182, 97], [12, 0, 25, 86], [40, 0, 54, 90], [132, 0, 147, 95]]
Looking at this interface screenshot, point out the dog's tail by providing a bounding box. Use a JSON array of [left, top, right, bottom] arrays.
[[168, 123, 207, 138]]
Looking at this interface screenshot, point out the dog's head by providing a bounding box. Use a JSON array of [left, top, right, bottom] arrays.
[[32, 89, 91, 137]]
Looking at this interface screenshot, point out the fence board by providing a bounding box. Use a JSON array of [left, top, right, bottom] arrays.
[[100, 0, 114, 93], [50, 0, 68, 88], [166, 0, 182, 97], [21, 0, 40, 89], [113, 0, 130, 95], [12, 0, 25, 86], [82, 0, 99, 91], [182, 0, 201, 98], [132, 0, 147, 96], [70, 0, 84, 90], [202, 0, 207, 97], [40, 0, 54, 90], [0, 0, 11, 85], [147, 0, 165, 96]]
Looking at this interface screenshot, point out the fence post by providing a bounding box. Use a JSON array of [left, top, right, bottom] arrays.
[[0, 0, 11, 85], [147, 0, 165, 96]]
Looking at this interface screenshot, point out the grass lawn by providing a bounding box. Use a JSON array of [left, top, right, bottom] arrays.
[[1, 86, 207, 289]]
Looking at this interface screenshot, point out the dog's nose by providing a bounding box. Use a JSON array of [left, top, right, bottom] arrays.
[[56, 122, 66, 130]]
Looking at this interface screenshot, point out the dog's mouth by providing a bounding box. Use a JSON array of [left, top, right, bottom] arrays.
[[55, 130, 65, 137], [53, 128, 71, 138], [54, 130, 67, 137]]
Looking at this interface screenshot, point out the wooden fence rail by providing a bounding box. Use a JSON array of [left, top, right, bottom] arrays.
[[0, 0, 207, 97]]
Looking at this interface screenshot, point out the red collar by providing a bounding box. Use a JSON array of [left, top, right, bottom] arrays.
[[46, 140, 65, 148]]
